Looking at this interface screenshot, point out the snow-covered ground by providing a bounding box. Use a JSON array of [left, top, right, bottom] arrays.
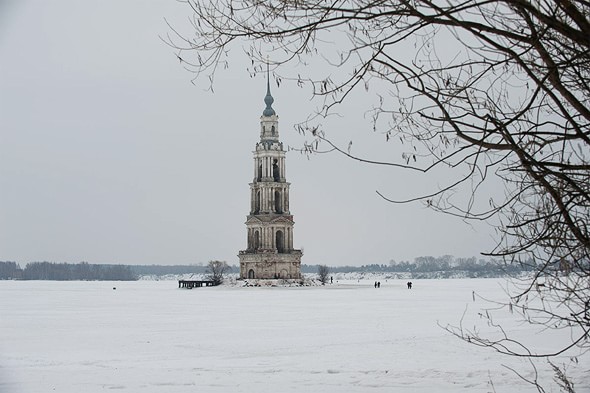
[[0, 278, 587, 392]]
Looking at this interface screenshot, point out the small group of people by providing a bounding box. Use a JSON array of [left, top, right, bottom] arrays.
[[372, 281, 413, 289]]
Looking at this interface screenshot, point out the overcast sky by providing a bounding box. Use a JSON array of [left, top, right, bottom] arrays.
[[0, 0, 497, 266]]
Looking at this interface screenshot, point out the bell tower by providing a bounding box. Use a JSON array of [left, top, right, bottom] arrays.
[[238, 73, 302, 280]]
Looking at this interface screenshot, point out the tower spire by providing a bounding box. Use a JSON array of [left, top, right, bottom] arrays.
[[263, 61, 276, 117]]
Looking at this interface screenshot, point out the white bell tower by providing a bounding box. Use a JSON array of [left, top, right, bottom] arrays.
[[238, 72, 302, 280]]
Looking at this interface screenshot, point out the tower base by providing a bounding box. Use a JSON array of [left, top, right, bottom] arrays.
[[239, 250, 302, 279]]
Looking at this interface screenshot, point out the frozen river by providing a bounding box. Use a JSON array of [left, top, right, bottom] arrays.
[[0, 278, 587, 392]]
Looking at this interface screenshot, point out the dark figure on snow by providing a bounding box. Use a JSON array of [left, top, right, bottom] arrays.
[[374, 281, 377, 288], [377, 282, 381, 288], [330, 276, 333, 284], [407, 281, 413, 289]]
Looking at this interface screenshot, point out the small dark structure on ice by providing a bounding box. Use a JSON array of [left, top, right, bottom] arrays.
[[178, 280, 216, 289]]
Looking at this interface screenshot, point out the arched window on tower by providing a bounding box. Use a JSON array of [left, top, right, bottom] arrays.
[[257, 164, 262, 182], [255, 191, 261, 214], [272, 159, 280, 182], [271, 125, 275, 135], [276, 230, 284, 253], [254, 230, 260, 251], [274, 190, 282, 214]]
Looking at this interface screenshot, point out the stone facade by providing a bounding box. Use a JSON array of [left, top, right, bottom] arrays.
[[238, 78, 302, 279]]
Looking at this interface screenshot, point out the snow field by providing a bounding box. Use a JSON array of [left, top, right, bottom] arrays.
[[0, 278, 587, 392]]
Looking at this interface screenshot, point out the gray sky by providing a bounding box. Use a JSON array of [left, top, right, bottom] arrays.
[[0, 0, 496, 266]]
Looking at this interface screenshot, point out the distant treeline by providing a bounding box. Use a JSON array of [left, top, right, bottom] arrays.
[[0, 261, 136, 281], [1, 255, 542, 281], [130, 264, 209, 276], [0, 262, 218, 280], [302, 255, 537, 277]]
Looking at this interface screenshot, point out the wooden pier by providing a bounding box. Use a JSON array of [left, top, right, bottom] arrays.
[[178, 280, 216, 289]]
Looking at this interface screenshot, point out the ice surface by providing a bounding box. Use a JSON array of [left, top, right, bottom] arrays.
[[0, 278, 587, 392]]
